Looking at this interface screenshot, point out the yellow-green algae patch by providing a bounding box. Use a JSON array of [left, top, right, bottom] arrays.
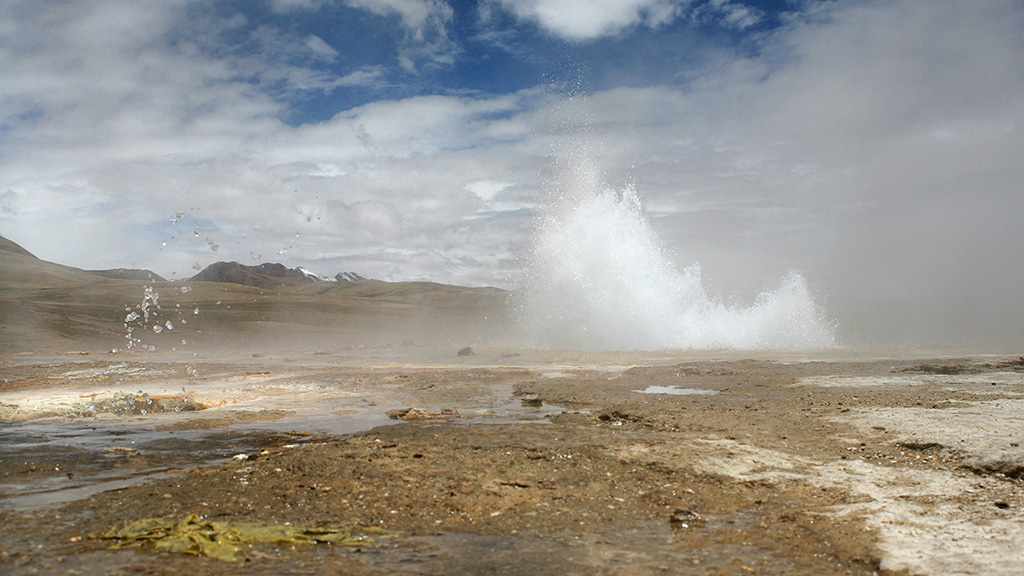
[[98, 514, 388, 562]]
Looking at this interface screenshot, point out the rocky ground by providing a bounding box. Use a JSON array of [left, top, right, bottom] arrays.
[[2, 349, 1023, 575]]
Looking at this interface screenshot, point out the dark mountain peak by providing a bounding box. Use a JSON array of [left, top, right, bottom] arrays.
[[190, 261, 304, 289], [87, 268, 167, 282], [190, 261, 364, 289]]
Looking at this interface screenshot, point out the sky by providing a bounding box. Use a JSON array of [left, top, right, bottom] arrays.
[[1, 0, 1023, 349]]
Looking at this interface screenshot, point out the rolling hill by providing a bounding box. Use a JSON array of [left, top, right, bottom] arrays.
[[0, 236, 512, 355]]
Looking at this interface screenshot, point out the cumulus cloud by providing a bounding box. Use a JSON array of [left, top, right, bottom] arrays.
[[487, 0, 762, 41], [492, 0, 685, 40]]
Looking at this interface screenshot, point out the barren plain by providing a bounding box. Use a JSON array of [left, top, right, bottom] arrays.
[[2, 241, 1024, 575]]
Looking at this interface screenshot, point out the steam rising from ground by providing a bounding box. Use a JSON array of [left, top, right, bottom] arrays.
[[517, 148, 837, 351]]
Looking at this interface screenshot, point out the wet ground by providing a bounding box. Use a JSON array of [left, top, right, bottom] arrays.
[[2, 349, 1024, 575]]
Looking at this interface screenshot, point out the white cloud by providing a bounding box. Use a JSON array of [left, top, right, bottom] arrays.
[[304, 34, 339, 60], [704, 0, 760, 29], [344, 0, 457, 71], [493, 0, 686, 40], [488, 0, 765, 41], [466, 180, 512, 202], [345, 0, 453, 38]]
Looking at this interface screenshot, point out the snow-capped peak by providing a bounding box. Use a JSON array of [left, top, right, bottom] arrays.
[[297, 266, 333, 282]]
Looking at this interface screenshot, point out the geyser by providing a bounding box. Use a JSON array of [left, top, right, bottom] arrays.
[[517, 147, 837, 351]]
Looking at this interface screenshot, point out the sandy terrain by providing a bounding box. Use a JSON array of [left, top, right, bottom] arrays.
[[2, 349, 1023, 575]]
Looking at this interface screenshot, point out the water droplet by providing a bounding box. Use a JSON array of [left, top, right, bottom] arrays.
[[193, 307, 200, 315], [193, 226, 200, 237], [152, 325, 163, 333], [164, 321, 174, 330]]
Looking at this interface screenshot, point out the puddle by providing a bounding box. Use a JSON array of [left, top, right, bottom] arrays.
[[0, 375, 568, 510], [0, 420, 352, 510], [633, 385, 718, 396]]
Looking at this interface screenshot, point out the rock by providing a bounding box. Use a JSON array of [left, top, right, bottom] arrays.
[[386, 407, 460, 421], [669, 509, 703, 529], [457, 347, 475, 356]]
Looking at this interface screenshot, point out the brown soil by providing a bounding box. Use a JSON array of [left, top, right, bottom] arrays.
[[2, 353, 1023, 575]]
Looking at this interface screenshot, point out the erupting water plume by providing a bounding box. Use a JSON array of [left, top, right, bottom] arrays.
[[517, 144, 837, 351]]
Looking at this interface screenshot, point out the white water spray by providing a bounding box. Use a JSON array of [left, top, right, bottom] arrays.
[[517, 145, 837, 351]]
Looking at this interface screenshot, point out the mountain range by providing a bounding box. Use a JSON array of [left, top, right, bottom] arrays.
[[0, 235, 366, 288], [0, 234, 509, 354], [190, 261, 365, 289]]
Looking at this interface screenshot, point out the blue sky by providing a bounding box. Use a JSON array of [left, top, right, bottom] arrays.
[[2, 0, 1023, 348]]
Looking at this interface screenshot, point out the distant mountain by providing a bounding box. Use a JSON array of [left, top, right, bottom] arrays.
[[297, 267, 365, 283], [297, 266, 331, 283], [1, 236, 165, 282], [191, 262, 308, 289], [0, 235, 37, 258], [0, 236, 507, 355], [190, 261, 366, 289], [87, 268, 167, 282]]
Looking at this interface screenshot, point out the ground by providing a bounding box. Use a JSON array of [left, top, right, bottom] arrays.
[[2, 349, 1023, 575]]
